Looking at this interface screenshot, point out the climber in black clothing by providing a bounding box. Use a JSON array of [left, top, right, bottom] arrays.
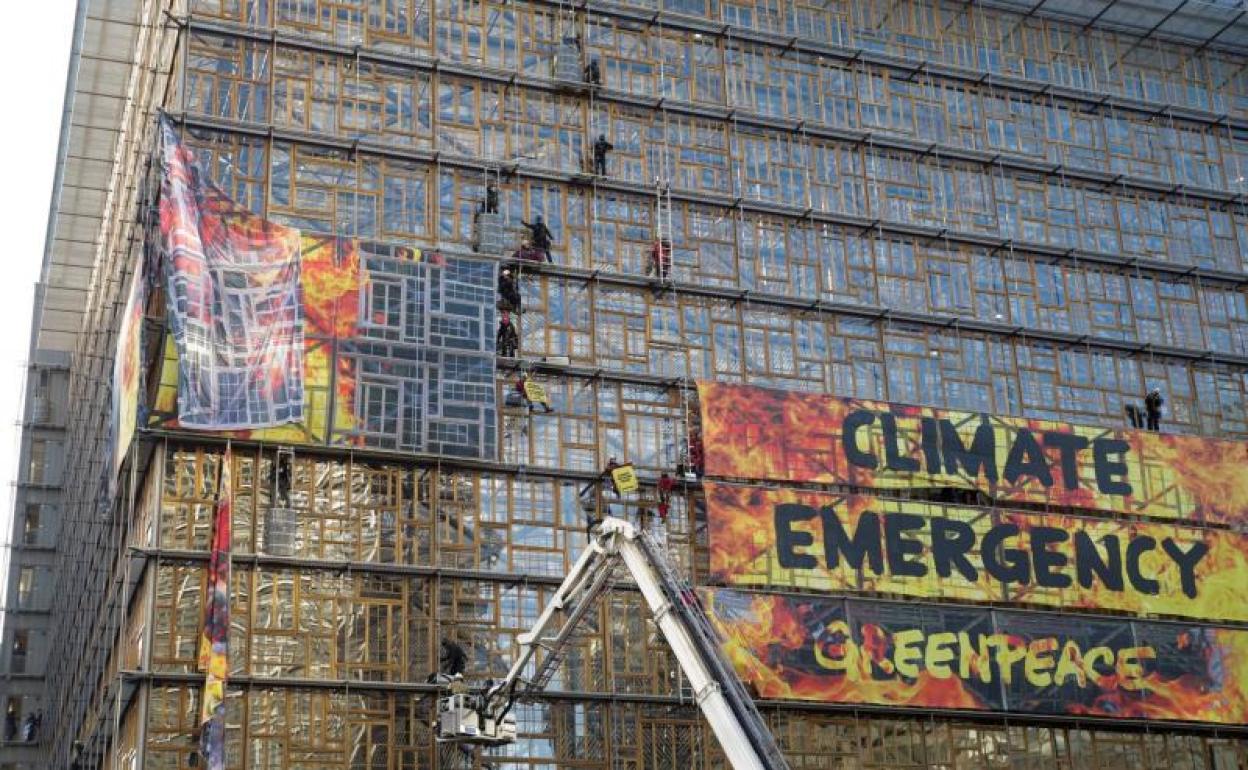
[[584, 58, 601, 85], [498, 267, 521, 312], [592, 133, 613, 176], [483, 180, 499, 214], [1145, 388, 1163, 431], [601, 457, 622, 499], [496, 312, 519, 358], [521, 215, 554, 262], [440, 639, 468, 677]]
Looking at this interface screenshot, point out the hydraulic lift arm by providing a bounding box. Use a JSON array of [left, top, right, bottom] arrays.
[[436, 517, 791, 770]]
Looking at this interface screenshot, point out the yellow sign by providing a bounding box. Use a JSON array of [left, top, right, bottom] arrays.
[[611, 464, 639, 494], [523, 380, 549, 405]]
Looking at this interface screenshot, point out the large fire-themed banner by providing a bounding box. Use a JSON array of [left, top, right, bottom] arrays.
[[705, 482, 1248, 623], [701, 587, 1248, 724], [159, 117, 305, 430], [698, 382, 1248, 524], [151, 236, 498, 460], [152, 120, 497, 460]]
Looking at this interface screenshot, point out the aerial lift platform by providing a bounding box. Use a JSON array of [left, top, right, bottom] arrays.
[[435, 517, 791, 770]]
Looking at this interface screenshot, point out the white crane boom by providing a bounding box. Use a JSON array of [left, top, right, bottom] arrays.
[[436, 517, 791, 770]]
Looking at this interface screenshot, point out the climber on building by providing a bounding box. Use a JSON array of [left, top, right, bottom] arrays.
[[592, 133, 614, 176], [1145, 388, 1164, 431], [584, 57, 602, 85], [496, 312, 519, 358], [521, 215, 554, 262], [498, 267, 521, 313], [516, 373, 553, 413]]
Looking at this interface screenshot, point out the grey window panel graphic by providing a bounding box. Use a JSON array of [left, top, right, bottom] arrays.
[[168, 253, 305, 429], [330, 244, 497, 459]]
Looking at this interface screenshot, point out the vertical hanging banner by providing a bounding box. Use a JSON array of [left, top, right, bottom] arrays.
[[700, 588, 1248, 724], [159, 116, 305, 430], [704, 482, 1248, 622], [199, 447, 232, 770], [697, 382, 1248, 524], [111, 264, 145, 482]]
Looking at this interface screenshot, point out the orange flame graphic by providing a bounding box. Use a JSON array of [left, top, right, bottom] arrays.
[[698, 382, 1248, 525], [701, 588, 1248, 724], [705, 482, 1248, 623]]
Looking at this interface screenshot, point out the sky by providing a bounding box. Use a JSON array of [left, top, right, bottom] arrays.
[[0, 1, 76, 583]]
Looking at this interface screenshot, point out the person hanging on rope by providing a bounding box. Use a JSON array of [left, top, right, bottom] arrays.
[[584, 57, 602, 85], [440, 638, 468, 677], [269, 450, 293, 507], [496, 311, 519, 358], [592, 133, 614, 176], [577, 480, 600, 535], [1144, 387, 1164, 431], [483, 179, 499, 215], [498, 267, 521, 312], [602, 456, 622, 498], [656, 471, 676, 523], [521, 215, 555, 262], [427, 637, 468, 682]]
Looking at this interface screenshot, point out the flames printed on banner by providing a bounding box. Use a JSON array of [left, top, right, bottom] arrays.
[[700, 588, 1248, 724], [158, 117, 304, 431], [705, 482, 1248, 622], [697, 381, 1248, 524], [153, 234, 366, 444], [701, 588, 998, 710], [996, 509, 1248, 619], [151, 130, 498, 461]]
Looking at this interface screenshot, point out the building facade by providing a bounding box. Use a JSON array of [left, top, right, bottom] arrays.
[[5, 0, 1248, 768], [0, 335, 70, 766]]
